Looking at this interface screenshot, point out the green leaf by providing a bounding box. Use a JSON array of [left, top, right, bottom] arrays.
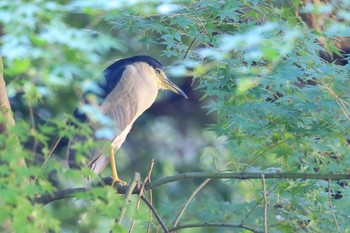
[[4, 58, 31, 75]]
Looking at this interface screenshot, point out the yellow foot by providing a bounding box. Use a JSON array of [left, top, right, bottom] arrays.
[[111, 177, 127, 187]]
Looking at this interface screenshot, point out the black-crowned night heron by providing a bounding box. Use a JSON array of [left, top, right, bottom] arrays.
[[67, 55, 187, 185]]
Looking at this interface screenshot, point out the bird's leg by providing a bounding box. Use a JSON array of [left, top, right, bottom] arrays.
[[110, 146, 127, 186]]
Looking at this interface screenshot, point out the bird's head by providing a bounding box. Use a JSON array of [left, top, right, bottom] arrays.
[[138, 56, 188, 99], [153, 67, 187, 99], [100, 55, 187, 100]]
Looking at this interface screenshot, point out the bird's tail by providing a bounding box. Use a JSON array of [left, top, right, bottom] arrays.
[[87, 152, 111, 176]]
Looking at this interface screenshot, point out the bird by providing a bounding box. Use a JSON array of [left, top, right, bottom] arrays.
[[67, 55, 187, 185]]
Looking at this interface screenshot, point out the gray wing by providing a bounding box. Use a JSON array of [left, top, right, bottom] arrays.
[[86, 73, 139, 175], [67, 69, 138, 175]]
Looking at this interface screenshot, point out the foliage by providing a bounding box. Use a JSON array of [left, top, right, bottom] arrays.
[[1, 0, 350, 232]]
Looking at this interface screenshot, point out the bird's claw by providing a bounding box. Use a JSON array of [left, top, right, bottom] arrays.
[[111, 178, 127, 187]]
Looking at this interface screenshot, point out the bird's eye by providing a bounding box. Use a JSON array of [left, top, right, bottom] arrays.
[[155, 68, 162, 75]]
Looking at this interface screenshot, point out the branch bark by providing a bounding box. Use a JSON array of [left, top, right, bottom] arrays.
[[32, 172, 350, 232], [34, 187, 90, 204], [34, 172, 350, 205], [34, 177, 121, 205], [145, 172, 350, 190], [140, 195, 169, 233], [0, 56, 15, 134]]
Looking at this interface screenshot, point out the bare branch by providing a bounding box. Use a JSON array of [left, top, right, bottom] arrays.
[[34, 172, 350, 205], [140, 195, 169, 233], [116, 172, 141, 225], [34, 177, 120, 205], [32, 172, 350, 233], [241, 183, 279, 225], [145, 172, 350, 190], [129, 159, 154, 233], [173, 178, 211, 227], [147, 169, 154, 233], [34, 187, 90, 205], [261, 174, 268, 233]]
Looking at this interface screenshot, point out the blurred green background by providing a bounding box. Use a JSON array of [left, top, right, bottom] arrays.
[[1, 0, 350, 232]]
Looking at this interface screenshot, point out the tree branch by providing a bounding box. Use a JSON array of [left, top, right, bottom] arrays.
[[34, 177, 117, 205], [34, 187, 90, 205], [34, 172, 350, 205], [145, 172, 350, 190], [33, 171, 350, 232], [168, 222, 263, 233]]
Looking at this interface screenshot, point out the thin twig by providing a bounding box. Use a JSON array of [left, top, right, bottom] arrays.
[[141, 195, 169, 233], [267, 203, 301, 231], [47, 123, 71, 161], [129, 159, 154, 233], [261, 174, 268, 233], [183, 38, 196, 60], [33, 123, 71, 183], [243, 141, 287, 172], [328, 179, 341, 233], [173, 162, 234, 227], [319, 80, 350, 122], [146, 160, 155, 233], [241, 183, 279, 225], [168, 222, 263, 233], [173, 178, 211, 227], [139, 159, 154, 207], [147, 180, 153, 233], [116, 172, 140, 225]]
